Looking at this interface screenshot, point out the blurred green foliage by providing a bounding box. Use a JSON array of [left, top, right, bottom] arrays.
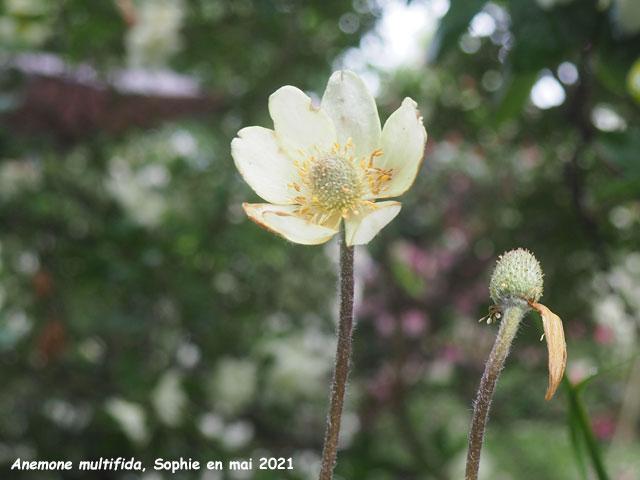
[[1, 0, 639, 479]]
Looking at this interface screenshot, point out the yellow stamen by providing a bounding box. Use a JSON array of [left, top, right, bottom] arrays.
[[289, 142, 392, 223]]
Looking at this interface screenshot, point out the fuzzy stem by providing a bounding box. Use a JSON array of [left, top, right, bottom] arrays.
[[318, 230, 355, 480], [465, 305, 526, 480]]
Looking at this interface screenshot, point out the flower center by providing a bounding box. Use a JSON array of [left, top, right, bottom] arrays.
[[289, 139, 393, 223], [309, 153, 361, 211]]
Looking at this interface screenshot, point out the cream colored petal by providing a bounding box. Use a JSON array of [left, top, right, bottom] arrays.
[[376, 97, 427, 199], [243, 203, 339, 245], [269, 85, 337, 158], [321, 70, 381, 158], [529, 301, 567, 401], [231, 126, 298, 204], [344, 201, 401, 246]]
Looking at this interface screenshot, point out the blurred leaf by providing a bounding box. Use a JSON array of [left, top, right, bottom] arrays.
[[493, 71, 538, 126], [508, 0, 599, 71], [596, 54, 630, 96], [428, 0, 485, 62], [593, 128, 640, 202], [563, 376, 610, 480], [390, 261, 426, 298], [568, 405, 589, 480], [596, 127, 640, 177]]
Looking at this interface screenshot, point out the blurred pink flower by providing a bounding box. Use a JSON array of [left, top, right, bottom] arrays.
[[374, 313, 395, 337], [593, 325, 615, 345], [591, 414, 615, 440], [367, 365, 396, 402], [401, 309, 428, 337]]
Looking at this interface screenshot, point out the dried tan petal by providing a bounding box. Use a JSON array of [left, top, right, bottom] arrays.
[[529, 301, 567, 401]]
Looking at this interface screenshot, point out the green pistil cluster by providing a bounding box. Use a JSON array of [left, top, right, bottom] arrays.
[[309, 154, 361, 212], [489, 248, 544, 308]]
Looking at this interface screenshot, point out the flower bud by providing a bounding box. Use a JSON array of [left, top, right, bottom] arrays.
[[489, 248, 544, 307]]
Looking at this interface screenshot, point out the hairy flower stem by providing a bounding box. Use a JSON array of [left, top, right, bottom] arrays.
[[319, 230, 355, 480], [465, 305, 526, 480]]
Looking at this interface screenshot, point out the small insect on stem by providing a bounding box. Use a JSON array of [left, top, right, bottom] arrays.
[[478, 305, 502, 324]]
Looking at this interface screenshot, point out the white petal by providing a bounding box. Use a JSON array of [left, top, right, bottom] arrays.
[[269, 86, 337, 158], [376, 98, 427, 198], [231, 126, 298, 204], [344, 201, 401, 246], [321, 70, 381, 157], [243, 203, 339, 245]]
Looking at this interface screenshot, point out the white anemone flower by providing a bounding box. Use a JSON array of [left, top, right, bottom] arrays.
[[231, 70, 427, 246]]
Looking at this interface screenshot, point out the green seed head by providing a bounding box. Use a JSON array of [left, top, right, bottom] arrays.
[[489, 248, 544, 307]]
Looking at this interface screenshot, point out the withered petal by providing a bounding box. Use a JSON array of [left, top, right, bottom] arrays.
[[529, 301, 567, 401]]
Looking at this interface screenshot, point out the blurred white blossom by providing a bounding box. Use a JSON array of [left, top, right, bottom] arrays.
[[43, 399, 91, 431], [0, 160, 41, 199], [535, 0, 575, 9], [6, 0, 48, 15], [198, 412, 224, 440], [176, 341, 201, 368], [567, 357, 598, 384], [170, 129, 199, 158], [295, 450, 321, 480], [104, 397, 149, 444], [126, 0, 186, 67], [590, 252, 640, 357], [594, 294, 636, 356], [105, 157, 167, 227], [0, 0, 52, 47], [338, 411, 360, 448], [3, 310, 32, 343], [152, 369, 186, 426], [210, 357, 257, 415], [613, 0, 640, 35], [259, 329, 335, 401], [200, 470, 223, 480], [222, 420, 254, 449], [77, 337, 106, 364]]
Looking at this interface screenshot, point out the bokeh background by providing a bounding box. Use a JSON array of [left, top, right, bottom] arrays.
[[1, 0, 639, 479]]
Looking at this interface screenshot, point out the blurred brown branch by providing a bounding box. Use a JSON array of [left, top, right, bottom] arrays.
[[3, 68, 222, 144]]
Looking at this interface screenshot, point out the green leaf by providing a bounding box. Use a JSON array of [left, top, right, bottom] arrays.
[[563, 376, 610, 480], [492, 71, 538, 126], [391, 261, 426, 298], [567, 388, 589, 480], [595, 128, 640, 177], [428, 0, 485, 62]]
